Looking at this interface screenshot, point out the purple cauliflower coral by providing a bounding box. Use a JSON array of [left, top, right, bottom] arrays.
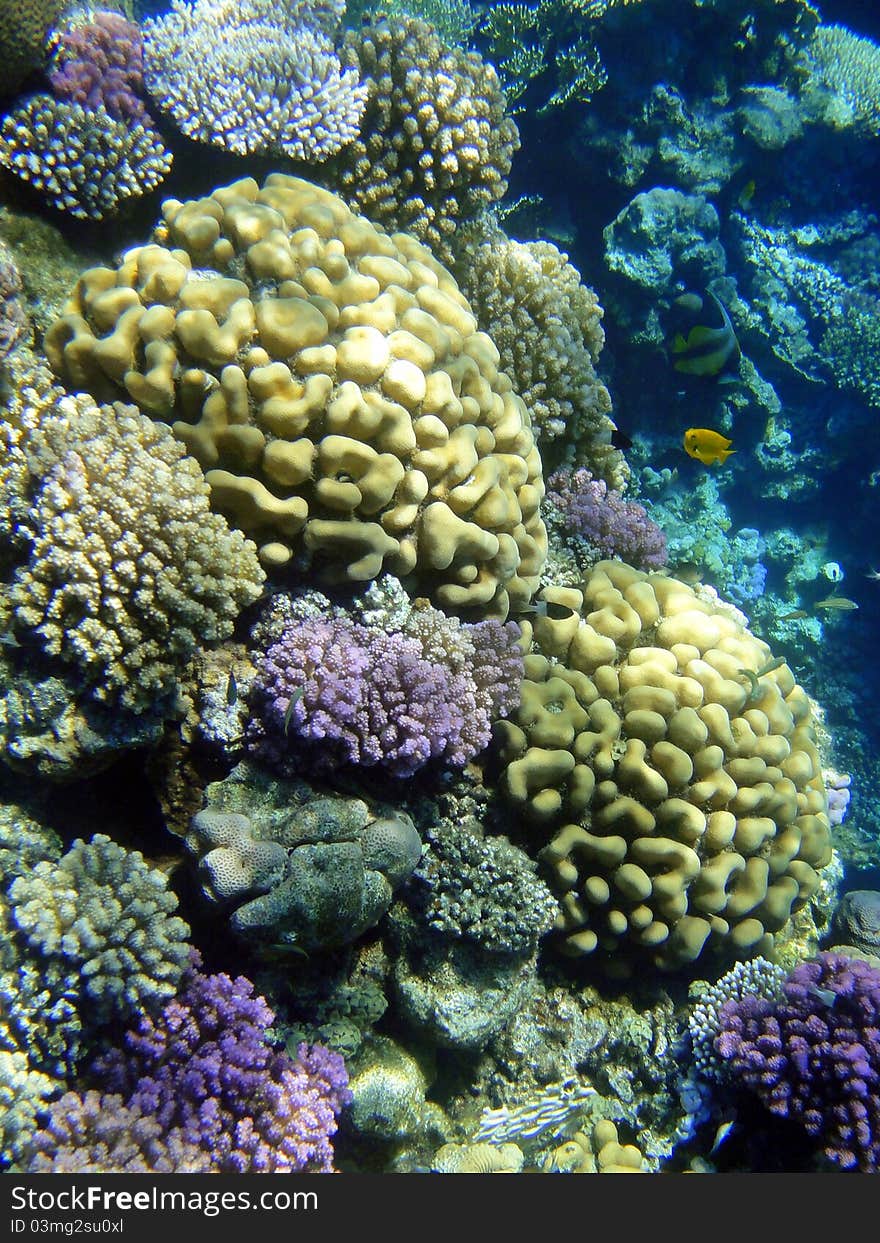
[[49, 11, 148, 122], [547, 467, 667, 570], [250, 614, 522, 777], [90, 957, 350, 1173], [714, 952, 880, 1172]]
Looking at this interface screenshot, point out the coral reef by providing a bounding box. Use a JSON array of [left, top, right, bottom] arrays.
[[714, 952, 880, 1172], [249, 611, 522, 776], [144, 0, 367, 161], [49, 10, 148, 122], [547, 467, 668, 571], [9, 834, 191, 1025], [454, 230, 621, 479], [0, 0, 67, 98], [497, 561, 832, 970], [831, 891, 880, 959], [411, 821, 557, 955], [687, 956, 786, 1080], [332, 16, 519, 263], [2, 371, 264, 714], [44, 173, 547, 618], [0, 96, 172, 221], [94, 959, 351, 1172], [185, 760, 422, 952], [0, 1048, 58, 1166], [0, 242, 27, 361]]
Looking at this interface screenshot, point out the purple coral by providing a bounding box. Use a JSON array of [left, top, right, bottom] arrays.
[[547, 467, 667, 570], [50, 11, 148, 123], [249, 615, 522, 778], [714, 952, 880, 1172], [0, 247, 26, 360], [90, 958, 350, 1173]]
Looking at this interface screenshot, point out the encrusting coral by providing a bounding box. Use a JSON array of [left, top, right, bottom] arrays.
[[496, 560, 832, 970], [44, 173, 547, 619], [331, 16, 520, 264]]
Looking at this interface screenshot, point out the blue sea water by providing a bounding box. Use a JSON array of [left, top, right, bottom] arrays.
[[1, 0, 880, 1180]]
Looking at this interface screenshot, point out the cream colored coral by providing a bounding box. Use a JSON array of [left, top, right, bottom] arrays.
[[455, 229, 626, 487], [497, 561, 832, 970], [4, 366, 264, 712], [44, 174, 546, 619]]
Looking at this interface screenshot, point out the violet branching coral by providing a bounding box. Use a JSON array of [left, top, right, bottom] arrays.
[[143, 0, 367, 161], [8, 834, 191, 1026], [85, 957, 351, 1173], [2, 369, 265, 715], [0, 96, 172, 221], [49, 10, 149, 123], [546, 466, 668, 571], [0, 243, 27, 363], [249, 610, 523, 777], [712, 952, 880, 1172]]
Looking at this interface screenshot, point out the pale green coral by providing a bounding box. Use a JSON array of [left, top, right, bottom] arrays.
[[0, 1048, 58, 1166], [9, 835, 191, 1025], [800, 24, 880, 134]]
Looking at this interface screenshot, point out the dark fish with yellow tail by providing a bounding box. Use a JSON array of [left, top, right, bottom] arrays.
[[670, 290, 741, 377], [683, 427, 736, 466]]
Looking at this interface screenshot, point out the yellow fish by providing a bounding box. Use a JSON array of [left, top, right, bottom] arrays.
[[683, 428, 736, 465]]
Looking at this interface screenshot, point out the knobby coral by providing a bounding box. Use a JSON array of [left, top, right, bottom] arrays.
[[714, 952, 880, 1172]]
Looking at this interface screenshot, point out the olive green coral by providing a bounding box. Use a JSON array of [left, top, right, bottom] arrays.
[[496, 561, 832, 971], [331, 16, 520, 264], [0, 0, 68, 98], [2, 366, 265, 713], [44, 174, 547, 619]]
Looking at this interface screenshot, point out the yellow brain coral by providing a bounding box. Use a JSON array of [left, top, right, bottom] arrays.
[[43, 174, 547, 619], [496, 561, 832, 971]]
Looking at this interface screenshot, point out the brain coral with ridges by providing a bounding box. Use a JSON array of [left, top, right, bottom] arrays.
[[43, 173, 547, 620], [496, 560, 832, 971]]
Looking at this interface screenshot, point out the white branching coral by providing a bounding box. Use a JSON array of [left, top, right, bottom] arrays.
[[143, 0, 367, 159]]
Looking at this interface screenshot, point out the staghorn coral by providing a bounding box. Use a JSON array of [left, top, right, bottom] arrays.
[[0, 96, 172, 221], [249, 612, 522, 777], [95, 959, 351, 1172], [714, 952, 880, 1172], [3, 372, 264, 714], [687, 956, 786, 1081], [44, 174, 547, 619], [49, 10, 148, 122], [331, 16, 519, 264], [454, 231, 622, 480], [144, 0, 366, 162], [496, 561, 833, 971], [9, 834, 191, 1026], [547, 466, 667, 571], [185, 763, 422, 952]]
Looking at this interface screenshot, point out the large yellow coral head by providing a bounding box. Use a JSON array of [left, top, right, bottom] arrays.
[[43, 174, 547, 619], [497, 561, 832, 971]]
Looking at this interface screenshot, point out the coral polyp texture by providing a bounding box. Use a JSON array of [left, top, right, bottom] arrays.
[[455, 232, 622, 481], [250, 611, 522, 776], [1, 367, 265, 714], [8, 834, 191, 1026], [0, 96, 172, 221], [331, 16, 520, 263], [143, 0, 367, 161], [714, 952, 880, 1172], [49, 10, 148, 123], [495, 561, 832, 970], [43, 173, 547, 618], [547, 466, 668, 570], [0, 0, 68, 98]]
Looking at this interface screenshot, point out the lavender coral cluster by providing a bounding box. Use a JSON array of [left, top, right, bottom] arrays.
[[547, 466, 668, 570], [25, 960, 350, 1173], [49, 10, 148, 122], [714, 953, 880, 1172], [250, 611, 523, 777]]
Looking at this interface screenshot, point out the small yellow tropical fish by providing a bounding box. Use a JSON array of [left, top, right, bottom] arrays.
[[683, 428, 736, 466], [814, 596, 858, 611], [737, 178, 756, 210]]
